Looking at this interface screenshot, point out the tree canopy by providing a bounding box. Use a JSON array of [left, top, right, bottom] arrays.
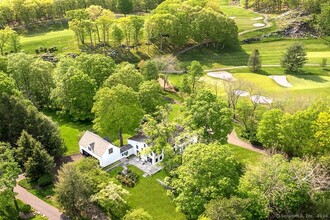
[[166, 143, 243, 219]]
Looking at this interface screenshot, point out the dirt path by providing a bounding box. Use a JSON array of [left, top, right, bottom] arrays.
[[227, 130, 268, 155], [15, 175, 65, 220]]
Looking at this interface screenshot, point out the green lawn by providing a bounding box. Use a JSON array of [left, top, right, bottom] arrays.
[[225, 144, 266, 166], [220, 6, 265, 32], [179, 38, 330, 69], [44, 111, 93, 156], [20, 29, 79, 54], [125, 165, 186, 220]]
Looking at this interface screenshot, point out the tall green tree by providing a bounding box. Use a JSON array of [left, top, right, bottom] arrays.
[[55, 162, 92, 220], [7, 53, 54, 108], [184, 90, 233, 143], [90, 182, 129, 219], [117, 0, 133, 16], [138, 80, 163, 114], [203, 197, 251, 220], [103, 63, 143, 91], [239, 154, 329, 219], [92, 85, 144, 146], [130, 16, 144, 50], [25, 144, 55, 181], [166, 143, 243, 219], [187, 60, 204, 93], [0, 94, 65, 158], [0, 143, 21, 214], [0, 71, 20, 96], [248, 49, 261, 72], [76, 53, 116, 88], [317, 2, 330, 35], [281, 43, 308, 73], [52, 66, 97, 120], [141, 60, 159, 81]]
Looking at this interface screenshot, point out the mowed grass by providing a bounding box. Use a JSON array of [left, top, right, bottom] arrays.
[[125, 165, 186, 220], [225, 144, 266, 166], [220, 6, 265, 32], [200, 66, 330, 99], [20, 29, 79, 54], [179, 38, 330, 69], [44, 111, 93, 156]]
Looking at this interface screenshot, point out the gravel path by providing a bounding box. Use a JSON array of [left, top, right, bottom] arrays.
[[15, 175, 65, 220], [227, 130, 268, 155]]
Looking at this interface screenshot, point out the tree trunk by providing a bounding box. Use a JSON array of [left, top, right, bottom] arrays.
[[119, 127, 124, 147]]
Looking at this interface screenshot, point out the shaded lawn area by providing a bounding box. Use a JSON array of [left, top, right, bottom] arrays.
[[18, 179, 59, 209], [20, 29, 79, 54], [43, 111, 93, 156], [225, 144, 267, 166], [125, 165, 186, 220]]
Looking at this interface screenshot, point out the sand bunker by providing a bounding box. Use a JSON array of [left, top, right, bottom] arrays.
[[253, 23, 265, 27], [251, 95, 273, 104], [229, 16, 235, 19], [207, 71, 236, 81], [251, 17, 263, 21], [269, 75, 292, 87], [234, 90, 249, 97]]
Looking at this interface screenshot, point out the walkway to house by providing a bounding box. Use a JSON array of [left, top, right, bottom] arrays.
[[127, 156, 163, 176], [227, 130, 268, 155], [14, 175, 67, 220]]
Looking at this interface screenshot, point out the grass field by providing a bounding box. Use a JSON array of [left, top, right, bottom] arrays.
[[20, 29, 79, 54], [220, 6, 265, 32], [124, 166, 186, 220], [226, 144, 266, 165], [44, 111, 92, 156], [179, 38, 330, 69]]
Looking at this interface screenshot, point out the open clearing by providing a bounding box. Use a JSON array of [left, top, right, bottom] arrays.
[[179, 38, 330, 69], [20, 29, 79, 54]]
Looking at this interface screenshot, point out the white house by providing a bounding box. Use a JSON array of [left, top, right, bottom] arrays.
[[128, 134, 164, 165], [79, 131, 163, 168]]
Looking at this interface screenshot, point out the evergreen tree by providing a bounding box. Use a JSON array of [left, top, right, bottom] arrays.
[[25, 144, 55, 181], [281, 43, 307, 73], [117, 0, 133, 16], [247, 49, 261, 72]]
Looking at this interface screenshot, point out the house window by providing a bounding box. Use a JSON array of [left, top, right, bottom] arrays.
[[156, 158, 158, 163], [160, 156, 163, 161], [136, 145, 139, 149], [108, 148, 113, 154], [122, 151, 128, 157], [88, 146, 92, 151], [144, 144, 146, 147]]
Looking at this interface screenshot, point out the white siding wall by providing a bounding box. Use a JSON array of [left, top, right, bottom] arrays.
[[127, 139, 164, 165], [100, 144, 121, 167], [79, 145, 102, 166]]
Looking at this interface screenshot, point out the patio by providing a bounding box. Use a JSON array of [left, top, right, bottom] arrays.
[[126, 156, 163, 176]]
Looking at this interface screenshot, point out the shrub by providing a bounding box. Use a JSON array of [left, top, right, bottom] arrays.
[[116, 169, 139, 187], [38, 173, 54, 187], [20, 204, 31, 213]]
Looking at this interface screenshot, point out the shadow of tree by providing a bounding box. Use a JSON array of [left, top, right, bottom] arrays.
[[292, 74, 328, 83], [178, 45, 249, 68]]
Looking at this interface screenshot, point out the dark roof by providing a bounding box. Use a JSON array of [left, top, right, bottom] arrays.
[[120, 144, 133, 153], [128, 133, 147, 142]]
